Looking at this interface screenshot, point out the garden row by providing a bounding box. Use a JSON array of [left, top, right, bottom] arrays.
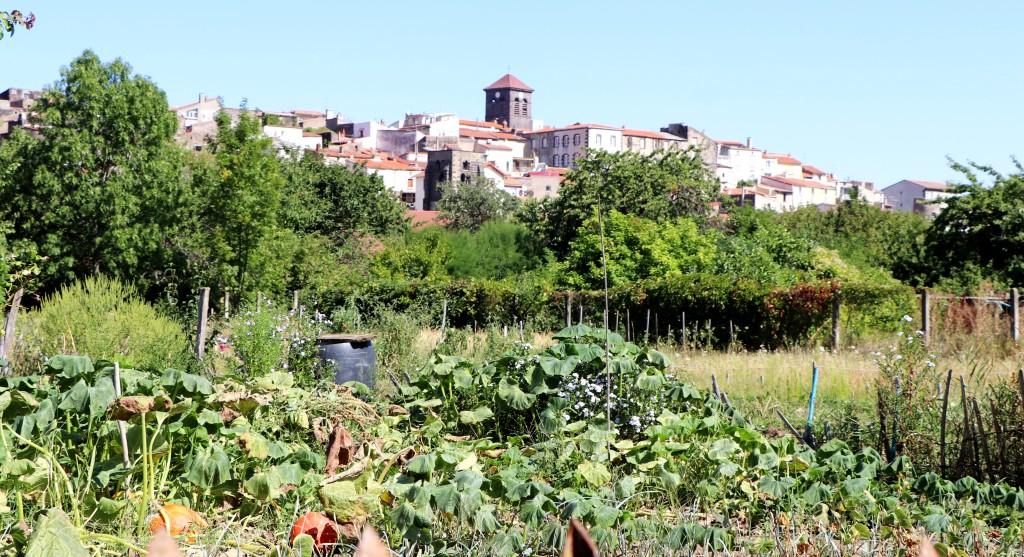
[[2, 326, 1024, 555]]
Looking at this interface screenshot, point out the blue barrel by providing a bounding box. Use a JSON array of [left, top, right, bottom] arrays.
[[316, 334, 376, 387]]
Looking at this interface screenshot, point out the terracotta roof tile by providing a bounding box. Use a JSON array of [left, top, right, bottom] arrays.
[[762, 175, 833, 190], [765, 153, 802, 166], [622, 128, 680, 140], [905, 179, 948, 191], [459, 127, 524, 141], [483, 73, 533, 92], [802, 164, 827, 176], [459, 119, 509, 131]]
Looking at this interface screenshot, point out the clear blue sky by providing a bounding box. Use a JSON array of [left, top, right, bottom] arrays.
[[3, 0, 1022, 186]]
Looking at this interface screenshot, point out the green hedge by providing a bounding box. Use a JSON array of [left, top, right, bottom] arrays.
[[326, 274, 913, 349]]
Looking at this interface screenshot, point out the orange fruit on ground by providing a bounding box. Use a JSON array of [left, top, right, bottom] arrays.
[[290, 511, 340, 550], [148, 502, 207, 540]]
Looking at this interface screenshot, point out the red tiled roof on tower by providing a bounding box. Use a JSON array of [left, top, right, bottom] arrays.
[[484, 73, 534, 92]]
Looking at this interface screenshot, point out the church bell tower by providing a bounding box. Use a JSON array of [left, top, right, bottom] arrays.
[[483, 73, 533, 131]]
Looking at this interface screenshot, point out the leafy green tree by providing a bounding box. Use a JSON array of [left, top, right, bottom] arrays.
[[445, 221, 547, 280], [371, 228, 451, 282], [920, 161, 1024, 288], [279, 152, 408, 241], [436, 176, 518, 231], [563, 211, 716, 289], [201, 110, 284, 293], [0, 51, 189, 293], [777, 199, 927, 275], [544, 148, 719, 255]]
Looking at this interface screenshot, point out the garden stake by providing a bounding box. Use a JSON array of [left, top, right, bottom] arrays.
[[940, 369, 953, 476], [776, 409, 808, 447], [1017, 369, 1024, 409], [113, 362, 131, 468], [711, 374, 720, 400], [891, 376, 902, 459], [988, 395, 1009, 479], [439, 299, 447, 344], [645, 308, 650, 341], [1, 287, 23, 375], [972, 398, 992, 481], [681, 311, 686, 350], [804, 362, 820, 447], [961, 376, 980, 477], [596, 205, 613, 433], [195, 287, 210, 360]]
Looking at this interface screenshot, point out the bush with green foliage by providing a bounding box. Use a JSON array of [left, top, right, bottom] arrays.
[[563, 211, 715, 289], [444, 220, 547, 280], [12, 276, 188, 372], [542, 148, 720, 255], [919, 161, 1024, 289], [436, 176, 519, 232]]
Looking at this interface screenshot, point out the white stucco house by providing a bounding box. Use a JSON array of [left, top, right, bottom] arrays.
[[716, 139, 764, 188], [882, 179, 954, 215], [761, 175, 838, 210]]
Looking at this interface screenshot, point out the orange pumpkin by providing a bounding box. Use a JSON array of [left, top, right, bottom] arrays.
[[148, 503, 207, 540], [290, 511, 339, 550]]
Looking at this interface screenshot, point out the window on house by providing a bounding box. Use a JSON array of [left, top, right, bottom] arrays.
[[513, 101, 520, 116], [521, 98, 528, 115], [573, 134, 580, 146], [562, 135, 569, 147], [552, 155, 558, 166], [610, 135, 617, 147], [595, 134, 602, 147], [562, 154, 569, 166], [541, 136, 547, 147], [462, 161, 470, 170]]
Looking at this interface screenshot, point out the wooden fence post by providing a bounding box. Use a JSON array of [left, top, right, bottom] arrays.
[[831, 295, 841, 353], [1011, 288, 1019, 342], [681, 311, 687, 350], [195, 287, 210, 360], [1, 288, 24, 374], [566, 294, 572, 328], [292, 290, 300, 312], [223, 291, 231, 319], [920, 289, 930, 343]]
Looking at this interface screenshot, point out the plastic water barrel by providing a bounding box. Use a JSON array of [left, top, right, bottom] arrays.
[[316, 333, 376, 387]]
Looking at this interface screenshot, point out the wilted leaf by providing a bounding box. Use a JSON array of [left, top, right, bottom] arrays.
[[576, 461, 611, 487]]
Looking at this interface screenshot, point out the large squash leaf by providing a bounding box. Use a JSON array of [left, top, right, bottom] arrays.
[[25, 509, 88, 557]]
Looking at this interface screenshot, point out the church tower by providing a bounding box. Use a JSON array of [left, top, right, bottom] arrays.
[[483, 73, 533, 131]]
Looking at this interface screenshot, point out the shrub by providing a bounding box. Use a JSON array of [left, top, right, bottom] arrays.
[[13, 275, 188, 372], [218, 295, 331, 381]]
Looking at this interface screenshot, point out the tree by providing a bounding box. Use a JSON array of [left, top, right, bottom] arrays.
[[0, 51, 189, 293], [201, 110, 284, 292], [0, 9, 34, 40], [563, 211, 716, 289], [436, 176, 518, 231], [777, 198, 927, 276], [544, 148, 719, 255], [279, 152, 408, 241], [920, 161, 1024, 288], [445, 221, 547, 280]]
